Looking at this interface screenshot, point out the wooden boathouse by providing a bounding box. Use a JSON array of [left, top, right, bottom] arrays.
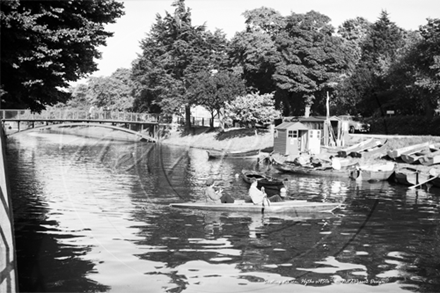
[[273, 122, 321, 157]]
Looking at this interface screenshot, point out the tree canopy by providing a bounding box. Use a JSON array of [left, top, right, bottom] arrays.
[[69, 68, 134, 112], [225, 92, 280, 127], [20, 0, 439, 125], [0, 0, 124, 111], [131, 0, 232, 128], [188, 70, 246, 129]]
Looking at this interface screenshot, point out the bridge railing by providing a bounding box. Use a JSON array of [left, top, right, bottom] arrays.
[[0, 109, 160, 123]]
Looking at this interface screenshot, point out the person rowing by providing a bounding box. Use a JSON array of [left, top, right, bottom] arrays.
[[248, 179, 284, 205], [204, 177, 235, 204]]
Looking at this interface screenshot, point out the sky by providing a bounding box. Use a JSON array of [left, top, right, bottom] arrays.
[[87, 0, 439, 80]]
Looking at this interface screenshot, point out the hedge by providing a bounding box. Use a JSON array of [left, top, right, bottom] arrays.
[[365, 116, 440, 136]]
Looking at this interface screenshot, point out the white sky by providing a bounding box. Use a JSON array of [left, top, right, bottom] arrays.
[[88, 0, 439, 80]]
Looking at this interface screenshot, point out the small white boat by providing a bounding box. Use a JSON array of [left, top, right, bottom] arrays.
[[170, 200, 341, 214]]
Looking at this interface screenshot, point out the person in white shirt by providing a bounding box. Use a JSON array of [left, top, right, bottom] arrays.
[[248, 180, 283, 205]]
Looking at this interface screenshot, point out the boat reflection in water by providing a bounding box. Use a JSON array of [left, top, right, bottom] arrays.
[[6, 131, 440, 292]]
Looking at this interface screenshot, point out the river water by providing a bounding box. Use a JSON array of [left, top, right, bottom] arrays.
[[5, 131, 440, 293]]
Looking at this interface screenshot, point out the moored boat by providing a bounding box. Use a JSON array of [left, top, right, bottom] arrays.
[[271, 158, 352, 178], [394, 167, 430, 186], [401, 150, 430, 164], [338, 138, 383, 157], [387, 142, 430, 160], [207, 149, 260, 159], [428, 168, 440, 188], [169, 200, 341, 213], [419, 150, 440, 166], [349, 162, 396, 182], [241, 169, 287, 196]]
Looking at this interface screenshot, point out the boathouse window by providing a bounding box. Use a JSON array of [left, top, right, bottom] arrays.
[[288, 130, 297, 138], [274, 130, 278, 138]]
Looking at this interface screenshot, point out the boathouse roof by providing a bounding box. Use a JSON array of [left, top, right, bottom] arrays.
[[275, 121, 310, 130], [283, 116, 341, 122]]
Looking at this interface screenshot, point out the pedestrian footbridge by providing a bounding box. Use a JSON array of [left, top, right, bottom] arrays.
[[0, 109, 167, 142]]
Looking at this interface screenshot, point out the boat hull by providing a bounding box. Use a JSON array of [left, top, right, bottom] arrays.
[[419, 151, 440, 166], [387, 142, 430, 160], [272, 161, 351, 178], [170, 200, 341, 213], [241, 170, 286, 195], [430, 176, 440, 188], [338, 138, 385, 158], [349, 162, 395, 182], [394, 168, 430, 186], [207, 149, 260, 159], [349, 169, 394, 182]]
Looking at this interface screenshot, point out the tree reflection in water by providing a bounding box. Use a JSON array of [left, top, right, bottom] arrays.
[[6, 133, 440, 293]]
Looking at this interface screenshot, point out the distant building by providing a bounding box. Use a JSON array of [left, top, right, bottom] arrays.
[[274, 122, 321, 157], [282, 116, 345, 147]]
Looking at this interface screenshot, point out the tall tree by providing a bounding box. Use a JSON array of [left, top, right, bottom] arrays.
[[0, 0, 124, 111], [132, 0, 223, 129], [338, 11, 405, 117], [331, 17, 372, 115], [229, 7, 283, 95], [86, 68, 135, 111], [272, 10, 349, 116], [414, 18, 440, 115], [68, 68, 135, 112], [361, 11, 404, 76], [337, 17, 372, 71], [189, 70, 246, 129]]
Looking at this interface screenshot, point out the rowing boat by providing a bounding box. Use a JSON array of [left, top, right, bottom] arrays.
[[271, 156, 352, 178], [394, 167, 430, 186], [428, 168, 440, 188], [349, 162, 396, 182], [241, 169, 287, 195], [169, 200, 341, 213], [338, 138, 386, 158], [419, 150, 440, 166], [207, 149, 260, 159], [387, 142, 430, 160]]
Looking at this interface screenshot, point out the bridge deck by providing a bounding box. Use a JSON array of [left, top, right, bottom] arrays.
[[2, 118, 158, 125]]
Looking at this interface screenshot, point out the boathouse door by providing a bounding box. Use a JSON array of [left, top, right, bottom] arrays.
[[308, 129, 321, 154]]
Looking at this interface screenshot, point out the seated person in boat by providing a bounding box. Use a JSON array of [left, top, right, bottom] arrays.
[[204, 178, 234, 204], [278, 187, 288, 200], [248, 180, 283, 204]]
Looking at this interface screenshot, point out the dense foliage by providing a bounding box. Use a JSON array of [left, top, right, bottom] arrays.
[[367, 116, 440, 136], [225, 93, 280, 127], [0, 0, 124, 111], [67, 68, 134, 112], [188, 70, 246, 129], [131, 0, 234, 129], [3, 0, 439, 132]]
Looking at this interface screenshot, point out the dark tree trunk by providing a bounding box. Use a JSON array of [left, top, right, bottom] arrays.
[[185, 105, 192, 130]]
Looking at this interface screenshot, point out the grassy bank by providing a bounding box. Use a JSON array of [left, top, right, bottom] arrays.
[[161, 127, 274, 151]]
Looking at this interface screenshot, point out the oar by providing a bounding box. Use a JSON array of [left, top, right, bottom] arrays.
[[261, 195, 270, 214], [409, 174, 438, 189]]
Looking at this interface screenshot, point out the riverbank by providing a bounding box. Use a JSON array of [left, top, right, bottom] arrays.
[[161, 127, 274, 151], [9, 124, 440, 175], [162, 127, 440, 178]]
